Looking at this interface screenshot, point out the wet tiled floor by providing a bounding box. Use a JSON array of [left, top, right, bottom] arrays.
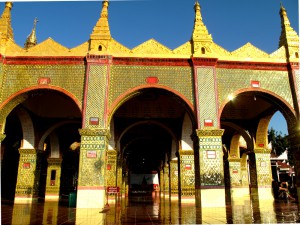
[[1, 195, 300, 224]]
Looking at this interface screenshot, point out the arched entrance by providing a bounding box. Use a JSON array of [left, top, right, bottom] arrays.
[[220, 90, 297, 204], [1, 89, 82, 203], [110, 87, 196, 200]]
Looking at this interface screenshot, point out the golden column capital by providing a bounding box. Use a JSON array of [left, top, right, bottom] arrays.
[[196, 128, 224, 137], [79, 128, 111, 139]]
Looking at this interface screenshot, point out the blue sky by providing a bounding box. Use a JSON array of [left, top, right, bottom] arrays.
[[1, 0, 299, 134]]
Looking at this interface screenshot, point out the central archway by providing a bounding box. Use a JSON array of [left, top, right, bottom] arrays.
[[110, 87, 196, 199]]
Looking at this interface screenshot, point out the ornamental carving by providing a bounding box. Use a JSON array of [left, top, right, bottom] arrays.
[[131, 38, 173, 55], [22, 38, 70, 56], [79, 128, 111, 138], [196, 129, 224, 137], [231, 42, 270, 59]]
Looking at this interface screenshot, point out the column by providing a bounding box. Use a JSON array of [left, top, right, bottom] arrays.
[[14, 148, 40, 203], [196, 129, 226, 207], [253, 147, 273, 200], [160, 169, 164, 197], [76, 128, 110, 209], [45, 158, 62, 201], [106, 149, 117, 202], [170, 158, 178, 199], [164, 164, 170, 198], [178, 150, 195, 202], [228, 158, 243, 202], [116, 158, 123, 198]]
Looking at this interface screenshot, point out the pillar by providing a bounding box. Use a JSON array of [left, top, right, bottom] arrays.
[[160, 169, 164, 197], [178, 150, 195, 202], [76, 128, 110, 209], [164, 164, 170, 198], [14, 148, 40, 203], [170, 158, 178, 199], [253, 147, 273, 200], [116, 158, 123, 197], [106, 149, 117, 202], [196, 129, 226, 207], [45, 158, 62, 201], [228, 158, 243, 200]]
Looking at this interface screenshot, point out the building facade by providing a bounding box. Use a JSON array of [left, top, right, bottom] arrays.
[[0, 0, 299, 210]]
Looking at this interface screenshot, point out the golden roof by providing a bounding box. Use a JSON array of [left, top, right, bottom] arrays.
[[0, 1, 298, 63]]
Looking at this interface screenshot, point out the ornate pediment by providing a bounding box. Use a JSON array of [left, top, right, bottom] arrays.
[[107, 38, 131, 55], [70, 41, 89, 56], [4, 39, 24, 56], [231, 42, 270, 59], [131, 39, 173, 55], [25, 38, 70, 56], [270, 46, 286, 60], [173, 41, 192, 56]]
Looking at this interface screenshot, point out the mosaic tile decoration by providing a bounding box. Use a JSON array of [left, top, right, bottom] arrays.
[[109, 65, 194, 108], [2, 64, 85, 104], [217, 68, 293, 108], [195, 67, 218, 128], [78, 133, 108, 186], [179, 150, 195, 196], [85, 65, 107, 128]]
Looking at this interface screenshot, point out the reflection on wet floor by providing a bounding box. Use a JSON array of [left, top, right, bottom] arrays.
[[1, 195, 300, 224]]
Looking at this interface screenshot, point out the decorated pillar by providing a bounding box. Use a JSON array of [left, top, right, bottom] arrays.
[[169, 158, 178, 199], [106, 149, 117, 187], [163, 164, 170, 198], [76, 128, 110, 209], [106, 149, 117, 202], [253, 147, 273, 200], [14, 148, 41, 203], [45, 158, 62, 201], [196, 129, 226, 207], [160, 169, 164, 197], [178, 150, 195, 200], [116, 158, 122, 197]]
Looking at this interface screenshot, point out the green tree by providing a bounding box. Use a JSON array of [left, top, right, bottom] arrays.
[[268, 127, 293, 165]]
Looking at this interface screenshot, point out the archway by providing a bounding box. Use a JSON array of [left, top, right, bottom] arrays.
[[1, 89, 82, 202], [220, 89, 297, 203], [111, 87, 196, 199]]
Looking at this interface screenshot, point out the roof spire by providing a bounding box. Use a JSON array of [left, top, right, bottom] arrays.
[[24, 18, 38, 49], [191, 0, 212, 43], [278, 3, 299, 49], [90, 0, 111, 41], [0, 2, 14, 41]]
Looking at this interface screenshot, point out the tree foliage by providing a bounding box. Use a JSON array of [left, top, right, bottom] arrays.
[[268, 127, 293, 165]]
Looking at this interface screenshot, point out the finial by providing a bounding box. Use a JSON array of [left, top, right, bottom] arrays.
[[0, 1, 14, 41], [5, 2, 13, 10], [24, 17, 38, 49]]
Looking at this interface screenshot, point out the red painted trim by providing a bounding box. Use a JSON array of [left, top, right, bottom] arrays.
[[3, 56, 85, 65], [217, 60, 288, 71], [107, 84, 195, 121], [212, 66, 220, 128], [104, 64, 110, 127], [192, 66, 201, 129], [82, 64, 91, 128], [0, 85, 82, 112], [77, 186, 106, 190], [112, 57, 192, 67], [191, 57, 218, 66]]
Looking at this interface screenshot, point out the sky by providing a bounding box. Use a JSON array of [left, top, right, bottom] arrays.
[[1, 0, 299, 135]]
